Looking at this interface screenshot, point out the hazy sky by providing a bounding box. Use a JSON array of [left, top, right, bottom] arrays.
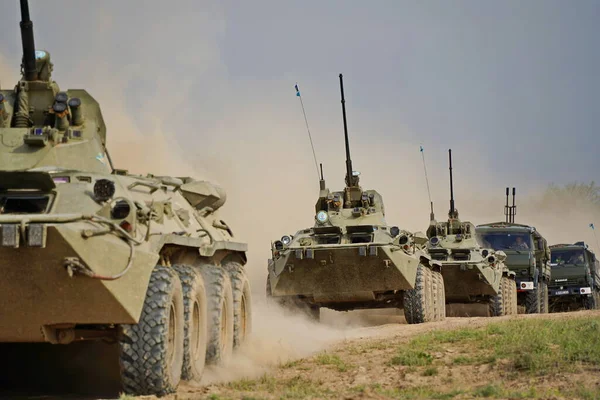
[[1, 1, 599, 272]]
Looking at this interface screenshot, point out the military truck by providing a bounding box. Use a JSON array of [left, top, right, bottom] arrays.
[[0, 1, 251, 396], [548, 242, 600, 311], [266, 74, 445, 324], [425, 150, 517, 316], [476, 188, 551, 314]]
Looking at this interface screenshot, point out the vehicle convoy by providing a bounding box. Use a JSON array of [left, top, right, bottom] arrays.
[[548, 242, 600, 311], [266, 74, 445, 324], [476, 188, 551, 314], [424, 150, 517, 316], [0, 1, 251, 396]]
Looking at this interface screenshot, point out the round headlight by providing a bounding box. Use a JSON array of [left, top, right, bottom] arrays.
[[481, 249, 489, 257], [281, 235, 292, 245], [455, 234, 463, 242], [316, 211, 329, 224], [93, 179, 115, 202], [398, 234, 409, 245], [429, 236, 440, 246], [390, 226, 400, 237]]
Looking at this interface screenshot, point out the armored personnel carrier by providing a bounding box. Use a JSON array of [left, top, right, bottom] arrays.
[[0, 1, 251, 396], [549, 242, 600, 311], [424, 150, 517, 316], [476, 188, 551, 314], [266, 74, 445, 324]]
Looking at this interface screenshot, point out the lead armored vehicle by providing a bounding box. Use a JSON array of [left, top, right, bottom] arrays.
[[476, 188, 551, 314], [0, 2, 251, 396], [266, 74, 445, 324], [425, 150, 517, 316], [548, 242, 600, 311]]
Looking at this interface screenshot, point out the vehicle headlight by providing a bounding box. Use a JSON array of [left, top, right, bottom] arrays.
[[316, 210, 329, 224], [281, 235, 292, 245]]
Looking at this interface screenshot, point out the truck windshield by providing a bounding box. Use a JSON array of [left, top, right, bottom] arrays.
[[551, 249, 585, 266], [477, 231, 531, 251]]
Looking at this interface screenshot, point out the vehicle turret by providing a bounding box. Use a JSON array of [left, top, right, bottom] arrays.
[[0, 0, 110, 173]]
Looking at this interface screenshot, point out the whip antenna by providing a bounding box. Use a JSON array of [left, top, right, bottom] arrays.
[[590, 223, 600, 254], [295, 83, 320, 181], [420, 146, 434, 219]]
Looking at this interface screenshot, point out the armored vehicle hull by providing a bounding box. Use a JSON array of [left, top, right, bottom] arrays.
[[548, 243, 600, 311], [0, 2, 251, 396], [267, 73, 445, 324]]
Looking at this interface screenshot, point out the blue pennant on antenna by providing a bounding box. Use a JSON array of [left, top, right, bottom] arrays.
[[295, 84, 301, 97], [590, 223, 595, 230]]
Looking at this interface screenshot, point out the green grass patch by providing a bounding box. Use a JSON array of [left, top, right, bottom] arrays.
[[422, 366, 439, 376], [315, 352, 352, 372], [390, 349, 433, 366], [391, 316, 600, 375]]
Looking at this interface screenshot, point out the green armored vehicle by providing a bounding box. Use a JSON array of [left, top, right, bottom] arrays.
[[425, 150, 517, 316], [266, 74, 445, 324], [0, 2, 251, 396], [476, 188, 551, 314], [549, 242, 600, 311]]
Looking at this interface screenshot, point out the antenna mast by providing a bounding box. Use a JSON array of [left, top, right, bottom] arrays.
[[295, 83, 320, 181], [420, 146, 434, 220], [339, 73, 355, 187]]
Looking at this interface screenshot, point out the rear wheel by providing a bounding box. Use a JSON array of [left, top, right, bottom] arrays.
[[403, 264, 434, 324], [198, 266, 234, 365], [223, 261, 252, 348], [173, 265, 208, 382], [119, 265, 185, 396]]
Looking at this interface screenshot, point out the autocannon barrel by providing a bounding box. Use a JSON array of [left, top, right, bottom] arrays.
[[19, 0, 38, 81]]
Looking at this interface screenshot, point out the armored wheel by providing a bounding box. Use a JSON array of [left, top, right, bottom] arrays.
[[223, 261, 253, 348], [403, 264, 435, 324], [173, 265, 208, 382], [198, 265, 234, 365], [507, 278, 518, 315], [432, 270, 446, 320], [539, 280, 549, 314], [489, 277, 506, 317], [118, 265, 185, 396]]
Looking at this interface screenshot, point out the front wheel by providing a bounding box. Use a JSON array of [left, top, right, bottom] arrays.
[[539, 280, 549, 314], [223, 261, 253, 348], [403, 264, 435, 324], [525, 287, 540, 314], [119, 265, 185, 396]]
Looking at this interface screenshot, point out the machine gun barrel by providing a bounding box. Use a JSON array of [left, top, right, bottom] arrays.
[[448, 149, 455, 215], [19, 0, 38, 81], [339, 73, 354, 186]]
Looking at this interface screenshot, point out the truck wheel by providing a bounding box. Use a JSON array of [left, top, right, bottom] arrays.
[[223, 261, 252, 348], [525, 287, 540, 314], [403, 264, 434, 324], [539, 280, 549, 314], [119, 265, 185, 396], [173, 265, 208, 382], [198, 266, 234, 365], [583, 293, 596, 310], [489, 277, 506, 317]]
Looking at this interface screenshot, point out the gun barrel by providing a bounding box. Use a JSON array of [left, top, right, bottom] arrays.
[[19, 0, 38, 81], [339, 74, 353, 186], [448, 149, 455, 214]]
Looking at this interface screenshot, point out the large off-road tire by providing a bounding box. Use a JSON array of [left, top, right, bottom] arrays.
[[403, 264, 434, 324], [119, 265, 185, 396], [539, 280, 549, 314], [525, 286, 540, 314], [489, 277, 506, 317], [583, 293, 597, 310], [432, 270, 446, 321], [223, 261, 253, 348], [172, 265, 208, 382], [507, 278, 518, 315], [198, 265, 234, 365]]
